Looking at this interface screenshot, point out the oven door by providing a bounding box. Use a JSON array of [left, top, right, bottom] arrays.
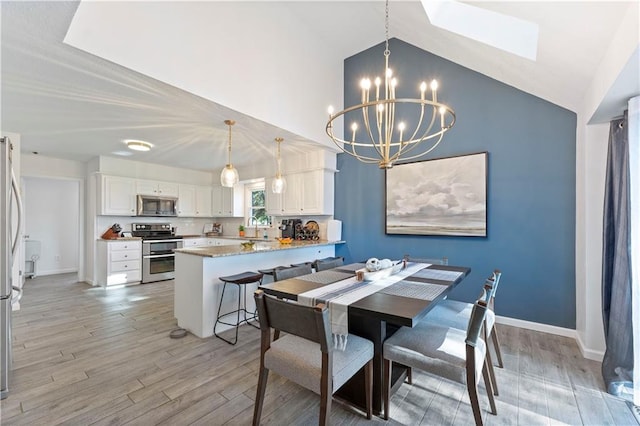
[[142, 240, 183, 283]]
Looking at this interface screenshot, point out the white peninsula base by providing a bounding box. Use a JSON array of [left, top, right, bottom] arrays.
[[174, 242, 339, 338]]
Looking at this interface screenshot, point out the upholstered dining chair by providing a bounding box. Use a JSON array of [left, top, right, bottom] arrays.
[[383, 293, 497, 425], [272, 264, 313, 282], [253, 290, 373, 426], [314, 256, 344, 272], [421, 270, 503, 394]]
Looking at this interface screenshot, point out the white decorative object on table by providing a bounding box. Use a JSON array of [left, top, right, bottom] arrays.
[[359, 259, 406, 281]]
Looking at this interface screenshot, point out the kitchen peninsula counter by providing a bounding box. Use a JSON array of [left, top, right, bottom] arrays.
[[174, 239, 343, 258], [174, 240, 344, 338]]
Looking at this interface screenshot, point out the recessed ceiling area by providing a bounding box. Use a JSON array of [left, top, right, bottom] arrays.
[[2, 1, 638, 173]]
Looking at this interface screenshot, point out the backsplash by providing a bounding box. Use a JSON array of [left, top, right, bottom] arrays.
[[96, 215, 336, 240]]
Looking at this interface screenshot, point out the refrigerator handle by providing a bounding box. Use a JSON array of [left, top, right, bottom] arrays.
[[10, 167, 22, 258]]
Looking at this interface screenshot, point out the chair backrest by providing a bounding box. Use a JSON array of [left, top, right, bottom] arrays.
[[254, 290, 332, 353], [315, 257, 344, 272], [403, 254, 449, 265], [465, 289, 489, 348], [273, 264, 313, 281], [483, 269, 502, 308]]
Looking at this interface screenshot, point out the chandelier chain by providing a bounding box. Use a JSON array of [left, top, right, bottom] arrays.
[[384, 0, 390, 57]]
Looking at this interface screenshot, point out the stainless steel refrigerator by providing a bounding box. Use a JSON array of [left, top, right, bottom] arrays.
[[1, 137, 23, 400]]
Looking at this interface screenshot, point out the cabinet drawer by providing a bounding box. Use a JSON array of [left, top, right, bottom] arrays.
[[109, 241, 140, 252], [111, 249, 140, 262], [110, 259, 141, 272], [106, 270, 141, 286]]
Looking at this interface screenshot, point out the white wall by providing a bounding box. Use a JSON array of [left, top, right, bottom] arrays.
[[23, 177, 80, 276], [576, 1, 639, 359]]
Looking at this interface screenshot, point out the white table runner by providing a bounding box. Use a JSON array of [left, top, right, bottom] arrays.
[[298, 262, 429, 349]]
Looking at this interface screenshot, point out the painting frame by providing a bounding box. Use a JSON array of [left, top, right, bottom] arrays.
[[385, 152, 488, 237]]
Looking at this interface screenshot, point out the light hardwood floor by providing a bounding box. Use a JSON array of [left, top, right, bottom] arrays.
[[1, 273, 637, 425]]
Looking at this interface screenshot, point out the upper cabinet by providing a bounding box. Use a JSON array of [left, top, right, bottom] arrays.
[[136, 180, 179, 197], [212, 185, 239, 217], [98, 175, 136, 216], [267, 169, 334, 216], [178, 184, 213, 217]]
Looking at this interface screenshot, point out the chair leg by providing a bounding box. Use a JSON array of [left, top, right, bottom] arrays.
[[407, 366, 413, 384], [383, 359, 392, 420], [485, 348, 499, 396], [491, 328, 504, 368], [319, 386, 331, 426], [482, 359, 497, 415], [252, 365, 269, 426], [466, 375, 484, 426], [364, 359, 373, 420]]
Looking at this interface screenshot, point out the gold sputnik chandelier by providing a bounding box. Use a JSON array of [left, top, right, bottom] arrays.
[[326, 0, 455, 169]]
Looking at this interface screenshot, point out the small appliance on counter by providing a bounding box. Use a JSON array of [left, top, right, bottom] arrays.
[[205, 223, 223, 237], [279, 218, 302, 239]]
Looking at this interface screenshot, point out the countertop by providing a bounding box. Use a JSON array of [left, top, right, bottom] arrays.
[[97, 237, 142, 241], [174, 240, 345, 258]]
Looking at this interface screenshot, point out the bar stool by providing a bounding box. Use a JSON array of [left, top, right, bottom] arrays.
[[313, 256, 344, 272], [291, 261, 313, 269], [214, 271, 263, 345]]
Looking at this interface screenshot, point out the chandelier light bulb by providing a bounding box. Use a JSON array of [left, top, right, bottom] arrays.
[[328, 105, 334, 116], [430, 80, 438, 91]]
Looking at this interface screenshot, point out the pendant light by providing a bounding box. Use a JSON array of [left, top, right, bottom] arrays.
[[272, 137, 287, 194], [220, 119, 239, 187]]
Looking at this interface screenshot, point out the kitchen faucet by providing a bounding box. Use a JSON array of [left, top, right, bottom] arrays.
[[249, 216, 259, 238]]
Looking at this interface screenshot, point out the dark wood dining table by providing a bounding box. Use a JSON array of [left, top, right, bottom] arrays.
[[259, 261, 471, 415]]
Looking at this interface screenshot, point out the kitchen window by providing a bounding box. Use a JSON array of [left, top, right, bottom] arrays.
[[245, 181, 270, 227]]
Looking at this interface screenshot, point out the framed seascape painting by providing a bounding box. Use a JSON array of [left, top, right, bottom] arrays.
[[385, 152, 488, 237]]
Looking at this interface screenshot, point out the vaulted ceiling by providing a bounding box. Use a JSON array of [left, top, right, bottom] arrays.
[[2, 1, 638, 173]]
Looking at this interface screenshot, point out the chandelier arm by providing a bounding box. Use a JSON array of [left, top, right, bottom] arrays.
[[389, 132, 445, 165]]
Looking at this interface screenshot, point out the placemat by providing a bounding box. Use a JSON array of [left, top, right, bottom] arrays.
[[379, 281, 447, 301], [409, 268, 463, 282], [297, 270, 354, 285], [334, 263, 366, 272]]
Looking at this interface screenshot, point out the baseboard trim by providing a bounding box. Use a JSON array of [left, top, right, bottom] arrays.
[[496, 315, 576, 338], [37, 268, 79, 276], [495, 315, 604, 362], [575, 331, 606, 362]]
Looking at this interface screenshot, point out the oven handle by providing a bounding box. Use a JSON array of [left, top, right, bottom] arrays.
[[144, 254, 176, 259]]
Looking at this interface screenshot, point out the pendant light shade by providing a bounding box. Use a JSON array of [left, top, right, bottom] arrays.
[[272, 137, 287, 194], [220, 119, 239, 187]]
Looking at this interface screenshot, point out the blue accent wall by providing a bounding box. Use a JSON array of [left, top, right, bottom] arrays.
[[334, 39, 577, 329]]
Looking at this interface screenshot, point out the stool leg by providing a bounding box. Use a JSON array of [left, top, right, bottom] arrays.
[[214, 282, 240, 345], [245, 280, 260, 329]]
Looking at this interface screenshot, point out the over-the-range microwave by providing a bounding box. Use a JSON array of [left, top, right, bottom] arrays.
[[136, 195, 178, 217]]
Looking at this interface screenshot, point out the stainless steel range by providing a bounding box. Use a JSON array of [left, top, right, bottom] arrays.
[[131, 223, 183, 283]]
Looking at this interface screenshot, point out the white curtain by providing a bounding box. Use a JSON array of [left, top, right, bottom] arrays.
[[629, 96, 639, 407]]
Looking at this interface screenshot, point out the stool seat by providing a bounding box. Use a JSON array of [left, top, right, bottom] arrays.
[[291, 261, 313, 268], [215, 271, 263, 345], [258, 266, 287, 276], [220, 271, 264, 284]]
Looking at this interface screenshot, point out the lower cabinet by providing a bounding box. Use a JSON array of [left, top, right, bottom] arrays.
[[96, 240, 142, 286]]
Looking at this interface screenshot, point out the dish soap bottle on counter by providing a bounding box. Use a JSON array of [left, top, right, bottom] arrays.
[[263, 229, 268, 240]]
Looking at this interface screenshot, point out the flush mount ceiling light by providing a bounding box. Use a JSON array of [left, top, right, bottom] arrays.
[[272, 137, 287, 194], [326, 0, 455, 169], [124, 139, 153, 152], [220, 119, 239, 187]]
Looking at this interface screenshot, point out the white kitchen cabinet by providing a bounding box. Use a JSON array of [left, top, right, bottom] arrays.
[[177, 184, 197, 216], [195, 186, 213, 217], [98, 175, 137, 216], [183, 238, 207, 247], [274, 170, 334, 216], [178, 185, 213, 217], [212, 185, 238, 217], [96, 239, 142, 286], [136, 180, 179, 197]]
